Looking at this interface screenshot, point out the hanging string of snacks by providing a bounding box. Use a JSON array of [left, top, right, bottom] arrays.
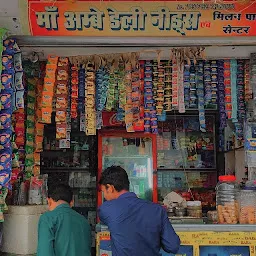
[[106, 69, 116, 112], [172, 56, 179, 109], [0, 39, 21, 190], [196, 60, 206, 132], [144, 61, 153, 133], [144, 61, 158, 134], [96, 67, 109, 130], [189, 61, 197, 109], [24, 77, 36, 177], [56, 58, 69, 140], [78, 65, 85, 115], [224, 60, 232, 119], [34, 71, 45, 176], [178, 58, 185, 114], [217, 60, 226, 130], [131, 65, 140, 124], [204, 61, 212, 107], [124, 62, 134, 132], [116, 62, 125, 122], [156, 61, 165, 116], [70, 63, 78, 120], [41, 55, 58, 124], [236, 60, 246, 141], [231, 59, 238, 123], [210, 61, 218, 107], [133, 61, 144, 132], [164, 61, 172, 112], [244, 60, 252, 102], [79, 66, 86, 132], [85, 63, 96, 135], [184, 62, 190, 109]]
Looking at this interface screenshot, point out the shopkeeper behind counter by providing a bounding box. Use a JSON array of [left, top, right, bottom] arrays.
[[98, 166, 181, 256]]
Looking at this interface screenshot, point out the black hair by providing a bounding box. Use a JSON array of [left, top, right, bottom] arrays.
[[48, 184, 73, 203], [99, 166, 130, 192]]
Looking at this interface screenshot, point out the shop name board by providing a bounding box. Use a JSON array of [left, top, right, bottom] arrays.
[[26, 0, 256, 36]]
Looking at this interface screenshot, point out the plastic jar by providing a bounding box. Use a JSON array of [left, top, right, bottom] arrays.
[[239, 188, 256, 224], [187, 201, 202, 218], [216, 175, 240, 224]]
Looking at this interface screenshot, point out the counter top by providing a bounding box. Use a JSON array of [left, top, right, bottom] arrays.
[[173, 224, 256, 232], [97, 224, 256, 232]]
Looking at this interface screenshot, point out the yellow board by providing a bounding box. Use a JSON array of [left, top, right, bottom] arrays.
[[97, 231, 256, 256]]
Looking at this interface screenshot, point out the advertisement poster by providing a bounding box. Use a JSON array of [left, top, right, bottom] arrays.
[[20, 0, 256, 37], [199, 246, 250, 256], [97, 231, 256, 256]]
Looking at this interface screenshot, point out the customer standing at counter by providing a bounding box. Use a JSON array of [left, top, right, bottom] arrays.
[[37, 184, 91, 256], [98, 165, 180, 256]]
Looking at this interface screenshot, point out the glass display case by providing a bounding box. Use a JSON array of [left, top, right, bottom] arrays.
[[157, 115, 216, 170], [98, 130, 157, 206]]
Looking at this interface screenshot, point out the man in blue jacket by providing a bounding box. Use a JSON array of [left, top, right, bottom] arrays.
[[98, 165, 180, 256]]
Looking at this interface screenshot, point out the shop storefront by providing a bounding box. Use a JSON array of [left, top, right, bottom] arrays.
[[1, 0, 256, 255]]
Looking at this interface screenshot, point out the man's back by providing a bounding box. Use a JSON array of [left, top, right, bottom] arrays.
[[99, 192, 180, 256], [37, 204, 91, 256]]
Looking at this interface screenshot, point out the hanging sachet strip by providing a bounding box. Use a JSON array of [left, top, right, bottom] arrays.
[[156, 61, 165, 116], [189, 61, 197, 109], [56, 58, 69, 140], [85, 63, 96, 135], [133, 60, 145, 132], [204, 60, 211, 107], [196, 60, 206, 132], [224, 60, 232, 119], [217, 60, 226, 130], [164, 60, 172, 112], [210, 60, 218, 106], [183, 61, 190, 109], [124, 62, 134, 132], [0, 39, 21, 189], [230, 59, 238, 123], [244, 60, 252, 102], [78, 66, 85, 114], [235, 60, 246, 141], [144, 61, 153, 133], [172, 57, 178, 109], [178, 62, 185, 113]]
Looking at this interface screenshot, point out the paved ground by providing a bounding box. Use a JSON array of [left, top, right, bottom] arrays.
[[1, 254, 35, 256]]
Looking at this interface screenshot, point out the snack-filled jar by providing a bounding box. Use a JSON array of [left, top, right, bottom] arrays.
[[239, 188, 256, 224], [216, 175, 240, 224], [187, 201, 202, 218]]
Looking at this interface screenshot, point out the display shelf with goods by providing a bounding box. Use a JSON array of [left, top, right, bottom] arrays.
[[98, 130, 157, 204], [157, 115, 216, 170], [40, 122, 98, 253]]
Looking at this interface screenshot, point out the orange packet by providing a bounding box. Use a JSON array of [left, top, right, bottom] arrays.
[[42, 93, 53, 107], [41, 107, 52, 124], [47, 55, 58, 65]]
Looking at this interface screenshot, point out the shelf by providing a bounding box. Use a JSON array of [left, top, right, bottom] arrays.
[[129, 176, 148, 179], [157, 168, 217, 172], [104, 155, 150, 158], [41, 167, 90, 172], [42, 149, 90, 152]]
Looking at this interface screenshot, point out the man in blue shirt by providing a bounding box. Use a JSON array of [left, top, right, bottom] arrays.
[[98, 166, 180, 256]]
